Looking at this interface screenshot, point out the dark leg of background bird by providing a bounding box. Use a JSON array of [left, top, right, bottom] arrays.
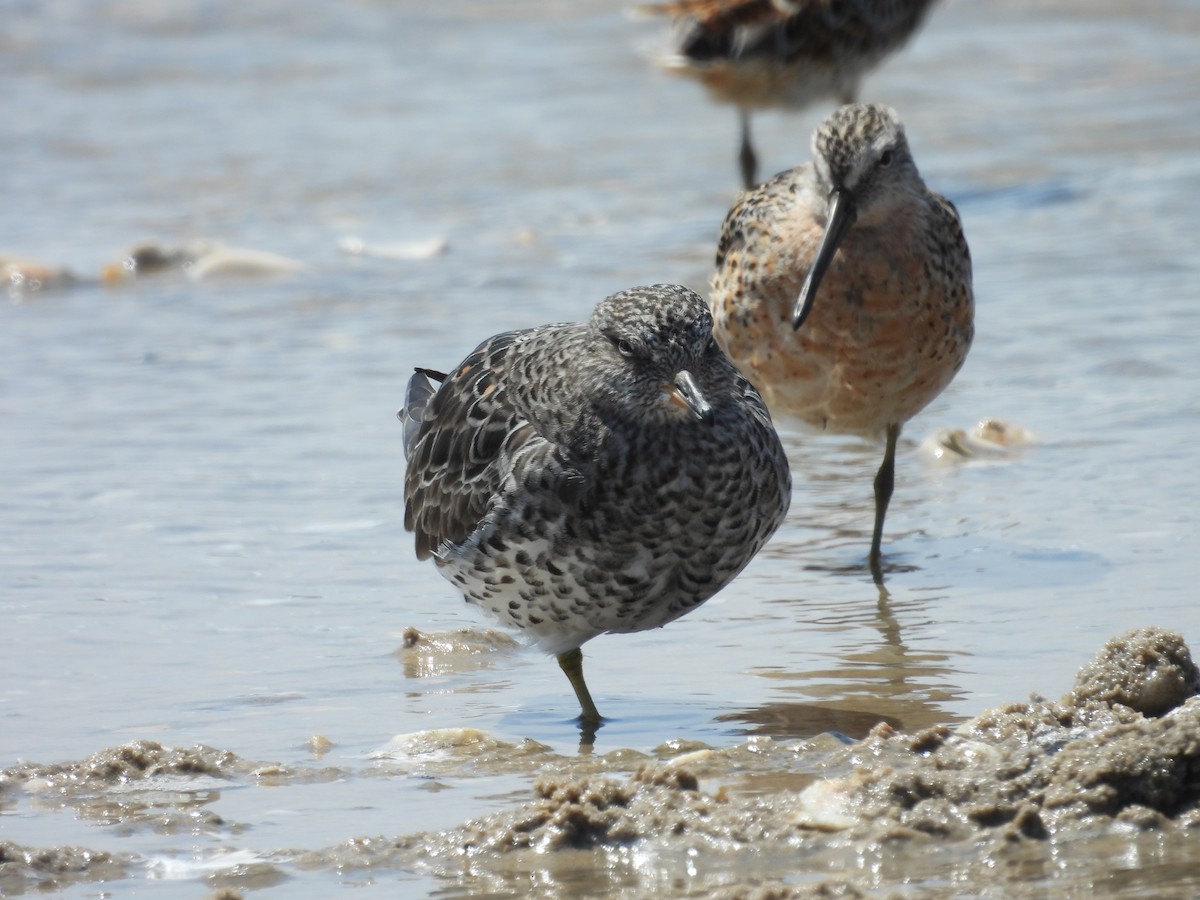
[[557, 647, 603, 734], [738, 108, 757, 189], [870, 423, 901, 584]]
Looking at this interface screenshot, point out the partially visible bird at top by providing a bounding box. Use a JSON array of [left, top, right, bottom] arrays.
[[642, 0, 938, 188], [709, 103, 973, 581], [400, 284, 791, 736]]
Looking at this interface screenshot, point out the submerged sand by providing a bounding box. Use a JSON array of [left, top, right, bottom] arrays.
[[3, 627, 1199, 896]]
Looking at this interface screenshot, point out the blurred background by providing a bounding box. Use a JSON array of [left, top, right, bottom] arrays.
[[3, 0, 1199, 894]]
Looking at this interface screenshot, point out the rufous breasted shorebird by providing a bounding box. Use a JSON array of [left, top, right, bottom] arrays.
[[710, 103, 973, 580]]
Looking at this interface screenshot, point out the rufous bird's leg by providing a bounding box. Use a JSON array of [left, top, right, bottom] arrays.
[[557, 647, 602, 726], [870, 423, 901, 582], [738, 108, 757, 189]]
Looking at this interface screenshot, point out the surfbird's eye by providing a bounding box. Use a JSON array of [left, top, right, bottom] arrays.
[[879, 149, 895, 168], [616, 339, 635, 358]]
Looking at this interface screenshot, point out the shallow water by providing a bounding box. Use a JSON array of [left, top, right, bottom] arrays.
[[3, 0, 1200, 895]]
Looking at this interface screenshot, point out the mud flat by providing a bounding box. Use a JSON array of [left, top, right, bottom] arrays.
[[4, 627, 1200, 896]]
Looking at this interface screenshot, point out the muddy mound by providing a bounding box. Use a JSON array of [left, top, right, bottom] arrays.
[[4, 629, 1198, 897], [412, 628, 1200, 863]]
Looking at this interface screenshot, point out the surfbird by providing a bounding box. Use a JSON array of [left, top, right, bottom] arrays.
[[400, 284, 791, 726], [709, 103, 973, 579]]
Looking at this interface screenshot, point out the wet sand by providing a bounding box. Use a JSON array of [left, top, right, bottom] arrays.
[[5, 627, 1199, 896], [4, 0, 1200, 896]]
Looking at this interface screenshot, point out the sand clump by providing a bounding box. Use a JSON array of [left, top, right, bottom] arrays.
[[0, 842, 134, 895], [412, 627, 1200, 862], [4, 628, 1199, 896]]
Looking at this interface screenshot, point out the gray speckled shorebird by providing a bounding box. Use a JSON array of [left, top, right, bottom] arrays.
[[710, 103, 973, 580], [645, 0, 937, 187], [400, 284, 791, 728]]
